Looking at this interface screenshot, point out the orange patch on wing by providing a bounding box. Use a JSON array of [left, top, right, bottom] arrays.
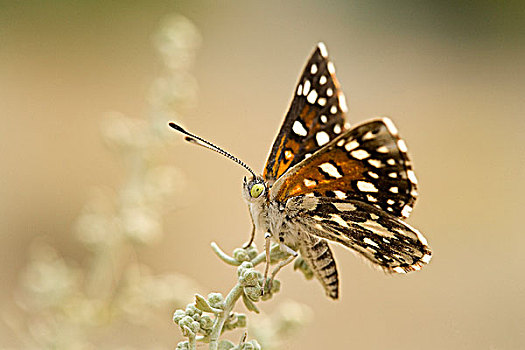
[[275, 147, 367, 202], [300, 105, 317, 129], [274, 139, 300, 179]]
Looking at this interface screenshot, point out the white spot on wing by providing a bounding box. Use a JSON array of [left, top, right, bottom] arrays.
[[368, 171, 379, 179], [362, 131, 375, 140], [388, 172, 398, 178], [310, 63, 318, 74], [320, 115, 328, 123], [364, 238, 380, 248], [334, 202, 356, 211], [327, 61, 335, 74], [332, 190, 347, 200], [357, 220, 394, 238], [357, 181, 378, 192], [326, 88, 333, 96], [390, 186, 399, 193], [317, 42, 328, 58], [368, 159, 382, 168], [367, 195, 377, 202], [330, 214, 349, 228], [330, 105, 338, 114], [319, 162, 342, 178], [315, 131, 330, 146], [376, 146, 389, 153], [351, 149, 370, 160], [421, 254, 432, 264], [383, 118, 398, 135], [401, 205, 412, 217], [317, 97, 326, 106], [307, 89, 318, 103], [338, 94, 348, 112], [292, 120, 308, 136], [297, 84, 302, 96], [303, 80, 311, 96], [397, 139, 408, 152], [319, 75, 327, 85], [393, 267, 407, 274], [387, 158, 396, 165], [333, 124, 342, 134], [407, 170, 418, 184], [337, 139, 345, 146], [345, 140, 359, 151], [304, 178, 316, 187]]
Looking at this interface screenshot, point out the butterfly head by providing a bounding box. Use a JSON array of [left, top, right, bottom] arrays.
[[242, 175, 267, 202]]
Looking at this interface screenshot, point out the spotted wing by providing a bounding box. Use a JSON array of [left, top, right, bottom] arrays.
[[263, 43, 348, 183], [271, 118, 418, 218], [286, 196, 431, 273]]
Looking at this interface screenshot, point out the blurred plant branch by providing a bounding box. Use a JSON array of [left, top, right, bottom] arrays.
[[173, 242, 313, 350], [3, 14, 201, 349], [3, 14, 312, 350]]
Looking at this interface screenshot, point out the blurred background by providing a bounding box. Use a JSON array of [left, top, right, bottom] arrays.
[[1, 1, 525, 349]]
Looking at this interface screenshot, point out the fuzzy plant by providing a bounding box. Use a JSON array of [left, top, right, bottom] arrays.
[[172, 242, 314, 350], [2, 15, 201, 350], [3, 14, 311, 350]]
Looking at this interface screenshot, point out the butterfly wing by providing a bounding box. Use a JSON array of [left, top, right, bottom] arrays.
[[263, 43, 348, 183], [271, 118, 419, 218], [284, 196, 431, 273]]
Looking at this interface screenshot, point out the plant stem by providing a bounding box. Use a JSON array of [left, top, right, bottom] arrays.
[[208, 283, 244, 350], [188, 332, 196, 350], [211, 242, 241, 266]]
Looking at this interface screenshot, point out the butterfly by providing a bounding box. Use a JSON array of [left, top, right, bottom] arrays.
[[169, 43, 431, 299]]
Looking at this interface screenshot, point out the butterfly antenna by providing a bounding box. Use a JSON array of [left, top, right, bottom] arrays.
[[168, 122, 257, 178]]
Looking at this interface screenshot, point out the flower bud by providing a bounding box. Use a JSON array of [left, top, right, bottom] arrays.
[[243, 286, 261, 302], [186, 303, 202, 316], [236, 314, 247, 328], [179, 315, 194, 329], [190, 320, 201, 333], [173, 309, 186, 324], [245, 245, 258, 259], [240, 269, 260, 287], [207, 292, 225, 309], [233, 248, 250, 262], [199, 315, 213, 330]]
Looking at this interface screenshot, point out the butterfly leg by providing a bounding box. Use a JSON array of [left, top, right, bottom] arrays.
[[264, 232, 272, 281], [262, 232, 272, 289], [243, 223, 256, 249], [265, 244, 298, 293]]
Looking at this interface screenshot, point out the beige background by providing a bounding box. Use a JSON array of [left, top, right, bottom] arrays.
[[2, 1, 525, 349]]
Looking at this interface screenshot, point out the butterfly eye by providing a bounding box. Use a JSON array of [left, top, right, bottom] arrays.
[[250, 183, 265, 198]]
